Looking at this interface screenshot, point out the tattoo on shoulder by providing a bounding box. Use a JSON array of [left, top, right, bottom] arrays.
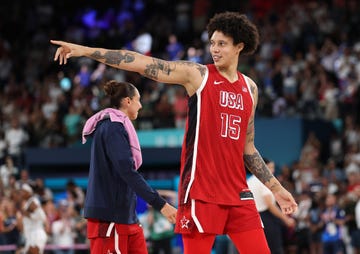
[[177, 61, 206, 77], [250, 83, 256, 95], [197, 65, 206, 77], [90, 50, 135, 65], [244, 151, 273, 183]]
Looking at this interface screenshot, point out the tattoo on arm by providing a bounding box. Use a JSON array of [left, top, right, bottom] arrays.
[[144, 59, 175, 79], [244, 151, 273, 184], [249, 81, 257, 104], [143, 59, 206, 80], [177, 61, 206, 77], [246, 81, 257, 144], [90, 50, 135, 65], [246, 117, 255, 144], [196, 65, 206, 77]]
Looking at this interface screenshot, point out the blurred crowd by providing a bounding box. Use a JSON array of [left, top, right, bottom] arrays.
[[0, 168, 88, 253], [0, 0, 360, 253]]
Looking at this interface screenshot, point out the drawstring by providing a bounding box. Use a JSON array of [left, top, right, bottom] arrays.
[[106, 222, 121, 254], [114, 229, 121, 254], [106, 222, 115, 237]]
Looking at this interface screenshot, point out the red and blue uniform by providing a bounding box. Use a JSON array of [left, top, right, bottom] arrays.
[[84, 118, 166, 254]]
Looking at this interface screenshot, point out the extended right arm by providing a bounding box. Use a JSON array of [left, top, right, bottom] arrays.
[[51, 40, 205, 96]]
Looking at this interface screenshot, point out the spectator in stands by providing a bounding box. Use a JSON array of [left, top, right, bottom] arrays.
[[51, 200, 76, 254], [136, 90, 154, 129], [343, 115, 360, 150], [342, 186, 360, 254], [3, 175, 19, 200], [185, 46, 203, 64], [63, 105, 84, 146], [323, 158, 346, 186], [4, 117, 29, 167], [309, 193, 325, 254], [15, 169, 34, 190], [353, 186, 360, 254], [41, 111, 66, 148], [298, 65, 319, 119], [74, 64, 91, 89], [17, 183, 48, 254], [320, 193, 346, 254], [145, 190, 176, 254], [0, 155, 19, 189], [41, 95, 59, 122], [72, 204, 87, 254], [42, 198, 60, 235], [65, 180, 84, 209], [145, 205, 175, 254], [166, 34, 184, 61], [153, 92, 175, 128], [0, 196, 21, 253], [131, 29, 153, 56], [33, 178, 54, 204], [0, 130, 6, 165], [173, 87, 188, 129], [293, 191, 312, 254]]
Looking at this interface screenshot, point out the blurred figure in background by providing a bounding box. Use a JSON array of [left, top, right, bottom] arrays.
[[351, 186, 360, 254], [17, 183, 48, 254], [0, 130, 6, 165], [0, 155, 19, 189], [320, 193, 346, 254], [51, 200, 76, 254], [4, 117, 29, 168]]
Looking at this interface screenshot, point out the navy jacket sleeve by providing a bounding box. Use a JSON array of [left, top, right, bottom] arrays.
[[104, 121, 166, 211]]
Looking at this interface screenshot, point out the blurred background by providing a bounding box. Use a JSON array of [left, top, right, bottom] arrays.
[[0, 0, 359, 253]]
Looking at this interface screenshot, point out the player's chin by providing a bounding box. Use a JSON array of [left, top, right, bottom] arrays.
[[130, 113, 138, 121], [213, 61, 224, 68]]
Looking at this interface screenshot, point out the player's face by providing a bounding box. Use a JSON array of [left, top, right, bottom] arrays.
[[209, 31, 243, 69], [127, 89, 142, 120]]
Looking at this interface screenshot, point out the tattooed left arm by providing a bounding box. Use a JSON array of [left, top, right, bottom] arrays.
[[243, 77, 298, 214], [243, 77, 282, 191]]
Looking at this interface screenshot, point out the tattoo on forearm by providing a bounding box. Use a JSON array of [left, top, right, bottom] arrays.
[[90, 50, 135, 65], [244, 151, 273, 184]]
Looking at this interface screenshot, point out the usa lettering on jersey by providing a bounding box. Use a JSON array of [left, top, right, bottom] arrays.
[[219, 90, 244, 110]]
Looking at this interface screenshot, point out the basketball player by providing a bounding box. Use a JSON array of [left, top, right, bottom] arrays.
[[81, 80, 176, 254], [51, 11, 298, 254]]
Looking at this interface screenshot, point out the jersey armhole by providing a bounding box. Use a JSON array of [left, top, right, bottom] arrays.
[[242, 74, 254, 104]]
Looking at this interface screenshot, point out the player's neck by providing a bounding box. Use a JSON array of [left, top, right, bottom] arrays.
[[216, 67, 238, 83]]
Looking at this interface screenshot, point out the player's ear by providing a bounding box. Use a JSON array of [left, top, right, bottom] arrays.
[[237, 42, 244, 54]]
